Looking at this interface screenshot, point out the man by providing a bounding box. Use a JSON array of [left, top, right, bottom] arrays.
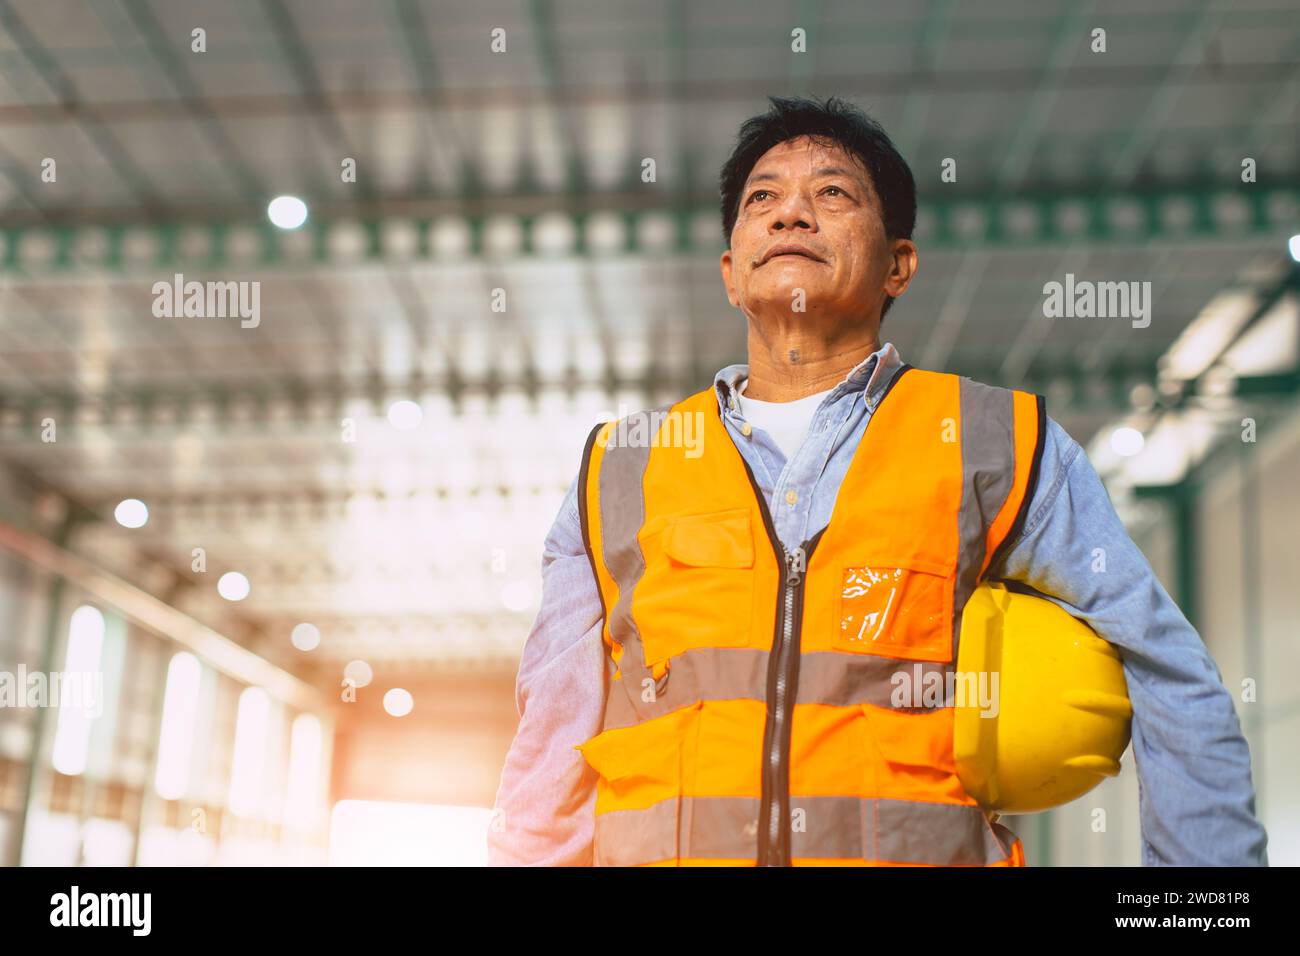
[[489, 97, 1268, 866]]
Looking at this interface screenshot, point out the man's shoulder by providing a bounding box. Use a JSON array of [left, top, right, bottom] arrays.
[[945, 369, 1039, 401], [1040, 415, 1086, 473], [890, 367, 1044, 413]]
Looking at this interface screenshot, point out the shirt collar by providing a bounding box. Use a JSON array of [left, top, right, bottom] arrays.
[[714, 341, 903, 417]]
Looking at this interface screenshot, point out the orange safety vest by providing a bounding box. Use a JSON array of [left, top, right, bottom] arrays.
[[576, 365, 1045, 866]]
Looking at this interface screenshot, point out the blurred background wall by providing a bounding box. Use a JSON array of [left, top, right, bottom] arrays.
[[0, 0, 1296, 866]]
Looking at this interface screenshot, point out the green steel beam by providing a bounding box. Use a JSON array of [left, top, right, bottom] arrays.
[[1237, 445, 1263, 809], [1133, 481, 1200, 628], [1, 180, 1294, 273], [1035, 808, 1054, 867]]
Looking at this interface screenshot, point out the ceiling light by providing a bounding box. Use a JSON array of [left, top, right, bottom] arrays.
[[114, 498, 148, 528], [383, 688, 414, 717], [1109, 426, 1145, 457], [387, 400, 423, 430], [217, 571, 251, 601], [291, 623, 321, 652], [267, 195, 308, 230], [344, 660, 373, 688]]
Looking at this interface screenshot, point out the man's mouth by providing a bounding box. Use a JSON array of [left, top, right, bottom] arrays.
[[758, 245, 825, 266]]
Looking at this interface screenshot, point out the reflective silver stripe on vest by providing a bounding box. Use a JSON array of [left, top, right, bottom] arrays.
[[594, 795, 1018, 866], [596, 406, 672, 721], [952, 378, 1018, 659], [602, 646, 949, 730]]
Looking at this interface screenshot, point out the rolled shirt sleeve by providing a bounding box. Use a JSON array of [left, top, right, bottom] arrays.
[[487, 474, 606, 866]]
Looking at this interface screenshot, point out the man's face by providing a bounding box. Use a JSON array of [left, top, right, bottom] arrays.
[[720, 135, 913, 327]]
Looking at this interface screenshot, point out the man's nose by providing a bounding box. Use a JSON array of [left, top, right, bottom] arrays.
[[770, 189, 817, 231]]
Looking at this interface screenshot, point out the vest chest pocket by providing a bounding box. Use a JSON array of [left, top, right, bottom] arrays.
[[634, 508, 757, 667], [835, 559, 954, 663]]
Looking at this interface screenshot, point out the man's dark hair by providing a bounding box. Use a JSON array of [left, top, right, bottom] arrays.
[[718, 96, 917, 318]]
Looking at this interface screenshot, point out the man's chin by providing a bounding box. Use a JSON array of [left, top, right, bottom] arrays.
[[742, 281, 837, 312]]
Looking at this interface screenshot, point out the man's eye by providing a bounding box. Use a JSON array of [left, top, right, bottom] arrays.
[[823, 185, 845, 197], [746, 190, 771, 204]]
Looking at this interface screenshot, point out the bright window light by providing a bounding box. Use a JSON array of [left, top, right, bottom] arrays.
[[51, 605, 106, 776], [113, 498, 148, 528], [228, 687, 271, 818], [500, 580, 534, 611], [267, 195, 308, 230], [1110, 425, 1146, 457], [154, 652, 202, 800], [329, 801, 492, 866], [218, 571, 251, 601], [1219, 297, 1299, 376], [81, 819, 135, 866], [1289, 234, 1300, 263], [18, 810, 80, 865], [284, 714, 324, 831], [1162, 291, 1255, 381]]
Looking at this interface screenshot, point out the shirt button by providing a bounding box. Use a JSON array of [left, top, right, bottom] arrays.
[[785, 489, 798, 507], [728, 396, 737, 410], [741, 422, 752, 437]]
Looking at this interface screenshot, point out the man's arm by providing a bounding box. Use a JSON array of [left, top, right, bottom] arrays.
[[990, 416, 1268, 866], [487, 473, 606, 866]]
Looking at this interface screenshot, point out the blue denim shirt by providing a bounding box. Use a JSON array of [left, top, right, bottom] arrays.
[[488, 342, 1268, 866]]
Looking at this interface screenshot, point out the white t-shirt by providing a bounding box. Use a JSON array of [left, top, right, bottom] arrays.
[[736, 380, 835, 460]]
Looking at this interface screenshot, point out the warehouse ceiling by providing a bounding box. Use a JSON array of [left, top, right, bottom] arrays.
[[0, 0, 1297, 679]]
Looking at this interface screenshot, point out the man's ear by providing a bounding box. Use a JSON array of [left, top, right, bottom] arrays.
[[720, 248, 740, 308], [883, 238, 918, 299]]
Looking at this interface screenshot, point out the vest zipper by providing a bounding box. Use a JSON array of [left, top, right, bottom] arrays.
[[725, 365, 909, 865], [761, 543, 807, 865], [734, 471, 825, 865]]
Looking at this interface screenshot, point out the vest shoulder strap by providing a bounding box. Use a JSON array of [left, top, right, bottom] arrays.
[[953, 374, 1046, 576]]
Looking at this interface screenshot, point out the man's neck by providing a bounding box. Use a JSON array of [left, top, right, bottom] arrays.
[[742, 325, 882, 403]]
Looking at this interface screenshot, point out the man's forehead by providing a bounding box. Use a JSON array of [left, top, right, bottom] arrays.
[[744, 136, 870, 185]]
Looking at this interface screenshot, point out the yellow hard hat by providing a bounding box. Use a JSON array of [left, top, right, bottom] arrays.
[[954, 581, 1133, 814]]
